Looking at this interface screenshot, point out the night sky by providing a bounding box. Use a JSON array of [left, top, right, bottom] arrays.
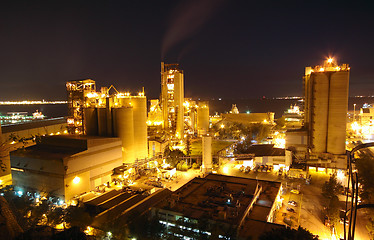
[[1, 0, 374, 100]]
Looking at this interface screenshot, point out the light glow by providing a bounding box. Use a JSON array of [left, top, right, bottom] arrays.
[[73, 176, 80, 184]]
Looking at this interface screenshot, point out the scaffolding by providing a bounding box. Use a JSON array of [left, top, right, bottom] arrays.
[[66, 79, 96, 134]]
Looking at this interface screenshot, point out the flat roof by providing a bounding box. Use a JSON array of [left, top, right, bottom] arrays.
[[154, 174, 281, 226], [11, 135, 121, 160]]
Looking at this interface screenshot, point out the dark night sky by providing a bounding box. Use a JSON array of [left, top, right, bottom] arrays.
[[1, 0, 374, 100]]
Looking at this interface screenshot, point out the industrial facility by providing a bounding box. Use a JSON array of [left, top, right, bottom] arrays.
[[286, 58, 350, 169], [10, 135, 123, 201], [66, 79, 148, 165], [152, 174, 283, 239], [161, 62, 185, 140]]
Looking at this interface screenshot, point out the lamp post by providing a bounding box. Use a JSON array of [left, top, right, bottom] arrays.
[[353, 104, 356, 122]]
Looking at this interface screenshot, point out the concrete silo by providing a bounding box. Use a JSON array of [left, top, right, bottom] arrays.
[[83, 108, 98, 136], [113, 107, 135, 164], [197, 102, 210, 136], [327, 71, 350, 154], [202, 136, 212, 173], [130, 96, 148, 160], [303, 59, 350, 156], [97, 108, 108, 136]]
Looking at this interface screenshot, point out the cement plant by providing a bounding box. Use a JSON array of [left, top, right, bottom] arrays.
[[0, 57, 374, 240]]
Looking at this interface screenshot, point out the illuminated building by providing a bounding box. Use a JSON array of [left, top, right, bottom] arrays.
[[10, 135, 123, 201], [147, 99, 163, 127], [0, 123, 12, 187], [152, 174, 284, 240], [161, 62, 184, 139], [67, 80, 148, 164], [303, 58, 350, 167], [357, 104, 374, 139], [66, 79, 96, 134], [220, 112, 275, 125]]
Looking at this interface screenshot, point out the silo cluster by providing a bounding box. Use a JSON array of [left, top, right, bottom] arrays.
[[83, 95, 148, 164], [303, 59, 350, 155]]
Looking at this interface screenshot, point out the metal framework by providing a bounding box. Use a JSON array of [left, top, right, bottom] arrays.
[[66, 79, 96, 134], [344, 142, 374, 240]]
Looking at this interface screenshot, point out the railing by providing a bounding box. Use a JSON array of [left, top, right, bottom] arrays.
[[344, 142, 374, 240]]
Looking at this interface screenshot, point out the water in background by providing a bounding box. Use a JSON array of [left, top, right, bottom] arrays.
[[0, 104, 68, 119], [0, 97, 372, 120]]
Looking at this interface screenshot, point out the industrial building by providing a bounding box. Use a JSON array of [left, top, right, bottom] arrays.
[[303, 58, 350, 168], [66, 80, 148, 165], [10, 135, 123, 201], [220, 112, 275, 126], [0, 123, 12, 187], [161, 62, 184, 139], [152, 174, 283, 239], [236, 144, 292, 170]]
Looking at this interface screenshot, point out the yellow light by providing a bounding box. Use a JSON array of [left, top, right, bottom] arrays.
[[73, 176, 80, 184], [220, 124, 225, 129], [222, 166, 229, 174], [319, 67, 324, 72], [327, 58, 333, 63], [0, 179, 2, 185]]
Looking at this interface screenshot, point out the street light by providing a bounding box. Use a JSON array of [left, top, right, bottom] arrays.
[[353, 104, 356, 122]]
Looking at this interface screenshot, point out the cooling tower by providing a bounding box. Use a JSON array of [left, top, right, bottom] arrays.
[[113, 107, 135, 164], [83, 108, 98, 136], [202, 136, 212, 173]]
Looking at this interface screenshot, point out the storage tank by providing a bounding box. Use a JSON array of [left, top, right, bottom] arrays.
[[97, 108, 108, 136], [197, 102, 209, 136], [202, 136, 212, 173], [113, 107, 135, 164], [130, 97, 148, 160], [327, 71, 349, 154], [310, 73, 329, 153], [83, 108, 98, 136]]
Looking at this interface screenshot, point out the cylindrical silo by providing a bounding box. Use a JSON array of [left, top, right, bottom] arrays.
[[310, 73, 329, 153], [197, 102, 209, 136], [113, 107, 135, 164], [327, 71, 349, 154], [97, 108, 107, 136], [202, 136, 212, 173], [83, 108, 98, 136], [130, 97, 148, 160], [189, 110, 196, 133]]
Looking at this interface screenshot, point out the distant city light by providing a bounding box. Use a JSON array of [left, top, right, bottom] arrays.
[[0, 100, 67, 105]]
